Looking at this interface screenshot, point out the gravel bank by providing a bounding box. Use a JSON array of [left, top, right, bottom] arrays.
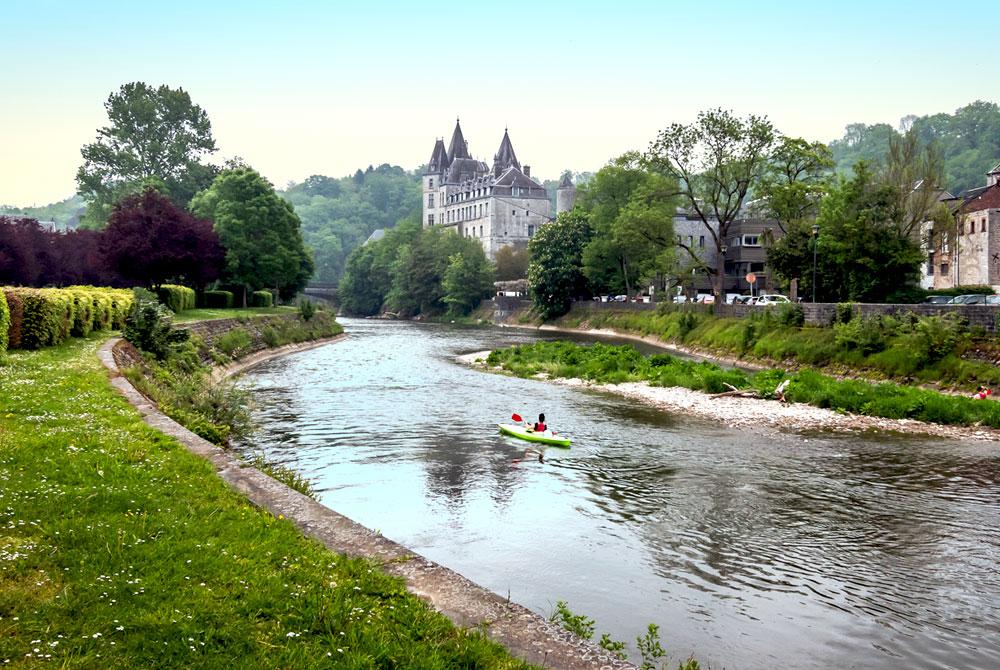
[[459, 351, 1000, 442]]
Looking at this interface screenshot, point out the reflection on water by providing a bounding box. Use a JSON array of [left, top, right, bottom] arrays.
[[236, 319, 1000, 670]]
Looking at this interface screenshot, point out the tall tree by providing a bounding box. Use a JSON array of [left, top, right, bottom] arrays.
[[753, 137, 834, 234], [77, 82, 217, 227], [578, 153, 678, 296], [527, 211, 593, 319], [645, 109, 777, 302], [190, 167, 313, 304], [494, 244, 530, 281], [103, 188, 223, 289]]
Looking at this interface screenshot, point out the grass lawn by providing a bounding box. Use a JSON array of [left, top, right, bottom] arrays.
[[0, 335, 531, 668], [172, 306, 298, 323]]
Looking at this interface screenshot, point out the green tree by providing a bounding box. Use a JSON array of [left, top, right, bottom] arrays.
[[442, 245, 495, 315], [645, 109, 777, 302], [77, 82, 218, 228], [768, 163, 925, 302], [754, 137, 834, 234], [190, 167, 313, 305], [578, 153, 678, 296], [338, 217, 421, 316], [528, 211, 593, 319]]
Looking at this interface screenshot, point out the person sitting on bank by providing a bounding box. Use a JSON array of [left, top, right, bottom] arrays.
[[973, 385, 993, 400]]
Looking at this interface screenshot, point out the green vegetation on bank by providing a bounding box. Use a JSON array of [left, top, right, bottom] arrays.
[[172, 306, 296, 323], [0, 336, 533, 668], [2, 286, 133, 351], [487, 340, 1000, 429], [552, 304, 1000, 389]]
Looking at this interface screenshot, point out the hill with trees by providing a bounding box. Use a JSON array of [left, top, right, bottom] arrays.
[[0, 195, 86, 229], [829, 100, 1000, 195], [280, 165, 421, 284]]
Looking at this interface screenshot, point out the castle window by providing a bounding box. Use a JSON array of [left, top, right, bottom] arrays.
[[512, 209, 516, 217], [429, 178, 434, 189], [699, 236, 705, 248], [427, 194, 434, 208], [528, 225, 535, 237], [427, 214, 434, 225], [480, 225, 484, 237]]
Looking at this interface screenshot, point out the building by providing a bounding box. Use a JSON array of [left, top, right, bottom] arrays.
[[931, 162, 1000, 289], [721, 218, 784, 295], [422, 119, 558, 259]]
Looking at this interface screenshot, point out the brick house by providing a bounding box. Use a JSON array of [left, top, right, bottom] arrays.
[[932, 162, 1000, 289]]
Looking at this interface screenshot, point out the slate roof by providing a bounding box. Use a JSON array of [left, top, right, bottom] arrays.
[[557, 173, 574, 189], [492, 129, 521, 177], [490, 166, 548, 198], [447, 157, 489, 184], [425, 139, 449, 175], [447, 119, 471, 161]]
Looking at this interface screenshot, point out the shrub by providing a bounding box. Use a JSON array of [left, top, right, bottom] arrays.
[[833, 315, 890, 355], [3, 290, 23, 349], [298, 297, 316, 321], [16, 288, 69, 349], [835, 302, 856, 324], [260, 326, 280, 348], [914, 314, 965, 363], [251, 290, 273, 308], [123, 288, 189, 360], [204, 290, 235, 308], [68, 288, 96, 337], [776, 302, 805, 327], [157, 284, 197, 313], [0, 290, 8, 356], [215, 328, 253, 359]]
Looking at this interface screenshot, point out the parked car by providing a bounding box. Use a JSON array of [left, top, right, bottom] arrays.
[[949, 294, 990, 305], [923, 295, 954, 305], [754, 294, 791, 306], [695, 294, 715, 304], [988, 295, 1000, 305], [731, 295, 754, 305], [672, 295, 688, 304]]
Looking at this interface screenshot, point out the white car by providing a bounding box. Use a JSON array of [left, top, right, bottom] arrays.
[[754, 294, 791, 306]]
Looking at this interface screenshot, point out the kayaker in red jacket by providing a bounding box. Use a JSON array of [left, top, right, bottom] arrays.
[[532, 413, 547, 432]]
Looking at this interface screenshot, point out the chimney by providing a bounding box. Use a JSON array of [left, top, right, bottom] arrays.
[[523, 165, 530, 178]]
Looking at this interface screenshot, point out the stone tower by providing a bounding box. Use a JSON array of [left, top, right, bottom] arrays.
[[555, 173, 577, 214]]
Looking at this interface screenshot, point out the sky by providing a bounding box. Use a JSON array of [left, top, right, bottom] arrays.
[[0, 0, 994, 206]]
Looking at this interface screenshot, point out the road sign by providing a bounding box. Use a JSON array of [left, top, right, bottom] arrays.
[[746, 273, 757, 284]]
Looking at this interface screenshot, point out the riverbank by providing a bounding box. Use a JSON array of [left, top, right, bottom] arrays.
[[458, 348, 1000, 442]]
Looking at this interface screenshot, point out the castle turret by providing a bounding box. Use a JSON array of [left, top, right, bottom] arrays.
[[425, 139, 448, 176], [447, 118, 471, 161], [556, 173, 576, 214], [492, 128, 521, 177]]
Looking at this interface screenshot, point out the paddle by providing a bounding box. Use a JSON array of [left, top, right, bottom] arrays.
[[511, 413, 523, 423]]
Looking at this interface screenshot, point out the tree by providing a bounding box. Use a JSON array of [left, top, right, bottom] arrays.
[[881, 128, 948, 239], [190, 167, 313, 304], [645, 109, 777, 302], [103, 188, 224, 289], [494, 244, 530, 281], [527, 211, 592, 319], [578, 153, 678, 296], [338, 218, 421, 316], [77, 82, 217, 227], [767, 163, 925, 302], [753, 137, 834, 234], [442, 245, 495, 315]]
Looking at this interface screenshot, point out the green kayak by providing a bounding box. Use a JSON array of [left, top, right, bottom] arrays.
[[497, 423, 571, 447]]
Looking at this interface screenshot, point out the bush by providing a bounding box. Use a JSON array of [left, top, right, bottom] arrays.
[[926, 285, 996, 298], [833, 315, 892, 355], [157, 284, 197, 313], [0, 290, 8, 356], [3, 290, 23, 349], [835, 302, 856, 324], [915, 314, 965, 363], [123, 288, 189, 360], [251, 290, 274, 308], [215, 328, 253, 359], [203, 290, 235, 308], [298, 297, 316, 321], [776, 302, 805, 327]]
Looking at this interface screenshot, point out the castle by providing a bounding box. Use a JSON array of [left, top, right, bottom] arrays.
[[422, 119, 576, 258]]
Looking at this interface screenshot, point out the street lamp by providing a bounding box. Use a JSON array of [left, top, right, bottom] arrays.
[[720, 244, 728, 299], [811, 224, 820, 303]]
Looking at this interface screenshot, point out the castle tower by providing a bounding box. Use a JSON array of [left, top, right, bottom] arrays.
[[556, 173, 577, 214], [447, 118, 471, 160], [492, 129, 521, 177], [422, 138, 448, 227]]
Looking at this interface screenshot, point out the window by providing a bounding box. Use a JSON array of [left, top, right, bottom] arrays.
[[940, 263, 949, 275], [512, 209, 517, 217], [927, 251, 935, 275], [983, 219, 988, 232], [479, 204, 483, 217], [479, 225, 483, 237], [528, 224, 535, 237], [699, 236, 705, 248], [427, 194, 434, 208], [742, 235, 760, 247], [427, 214, 434, 225], [429, 178, 434, 189], [970, 221, 975, 234]]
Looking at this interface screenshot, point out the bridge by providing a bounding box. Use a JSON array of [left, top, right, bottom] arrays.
[[303, 283, 338, 306]]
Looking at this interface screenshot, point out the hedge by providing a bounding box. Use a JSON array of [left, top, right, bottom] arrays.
[[157, 284, 197, 313], [204, 290, 234, 309], [0, 291, 9, 356], [251, 290, 273, 308], [2, 286, 134, 350]]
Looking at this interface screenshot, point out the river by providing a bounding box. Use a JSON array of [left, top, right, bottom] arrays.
[[235, 318, 1000, 670]]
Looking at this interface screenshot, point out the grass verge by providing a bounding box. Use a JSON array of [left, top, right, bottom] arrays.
[[0, 335, 533, 668], [487, 340, 1000, 429], [172, 306, 297, 323]]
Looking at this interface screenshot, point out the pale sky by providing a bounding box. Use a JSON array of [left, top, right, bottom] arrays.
[[1, 0, 994, 206]]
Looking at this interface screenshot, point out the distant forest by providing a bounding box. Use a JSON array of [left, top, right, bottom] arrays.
[[280, 164, 421, 283], [0, 194, 85, 229], [830, 100, 1000, 195]]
